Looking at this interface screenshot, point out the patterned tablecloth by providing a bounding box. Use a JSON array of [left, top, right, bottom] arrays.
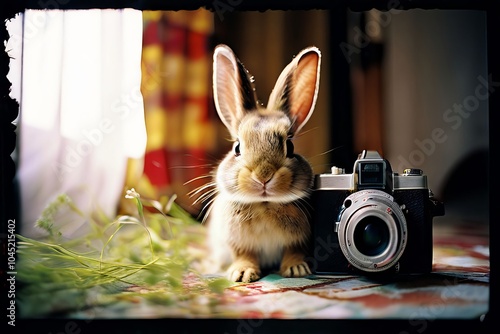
[[61, 222, 488, 321], [15, 218, 490, 334]]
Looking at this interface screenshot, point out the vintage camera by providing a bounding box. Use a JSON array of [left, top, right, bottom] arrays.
[[310, 150, 444, 275]]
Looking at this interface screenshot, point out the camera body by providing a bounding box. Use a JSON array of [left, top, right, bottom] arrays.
[[310, 150, 444, 275]]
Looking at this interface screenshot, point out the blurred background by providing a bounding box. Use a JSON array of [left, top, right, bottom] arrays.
[[136, 8, 489, 226], [10, 7, 489, 237]]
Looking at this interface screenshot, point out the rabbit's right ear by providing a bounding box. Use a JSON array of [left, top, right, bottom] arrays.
[[267, 47, 321, 137], [213, 44, 258, 139]]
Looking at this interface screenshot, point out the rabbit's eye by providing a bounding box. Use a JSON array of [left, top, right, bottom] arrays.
[[233, 141, 241, 157], [286, 139, 294, 158]]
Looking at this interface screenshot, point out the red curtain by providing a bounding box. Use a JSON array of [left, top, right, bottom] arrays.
[[130, 10, 218, 215]]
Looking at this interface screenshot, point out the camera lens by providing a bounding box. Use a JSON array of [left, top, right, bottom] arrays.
[[354, 216, 390, 256], [336, 190, 407, 273]]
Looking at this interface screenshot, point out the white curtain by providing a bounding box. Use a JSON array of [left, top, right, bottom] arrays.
[[7, 9, 147, 238]]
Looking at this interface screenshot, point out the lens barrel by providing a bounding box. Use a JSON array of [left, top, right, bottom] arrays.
[[353, 216, 390, 256], [336, 190, 407, 272]]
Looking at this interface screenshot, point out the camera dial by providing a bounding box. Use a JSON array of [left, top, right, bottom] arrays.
[[335, 189, 408, 273]]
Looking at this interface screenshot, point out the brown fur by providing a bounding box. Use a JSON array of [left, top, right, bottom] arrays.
[[205, 44, 321, 282]]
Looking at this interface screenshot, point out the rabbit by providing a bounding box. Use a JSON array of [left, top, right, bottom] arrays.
[[202, 44, 321, 283]]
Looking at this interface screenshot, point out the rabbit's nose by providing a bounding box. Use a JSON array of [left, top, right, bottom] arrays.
[[252, 165, 275, 186], [252, 175, 272, 187]]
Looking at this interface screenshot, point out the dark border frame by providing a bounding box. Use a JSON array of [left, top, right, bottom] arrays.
[[1, 1, 496, 333]]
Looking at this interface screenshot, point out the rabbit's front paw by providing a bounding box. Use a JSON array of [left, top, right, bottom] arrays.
[[280, 261, 312, 278], [227, 261, 261, 283]]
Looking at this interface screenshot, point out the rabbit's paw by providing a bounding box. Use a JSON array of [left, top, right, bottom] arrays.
[[227, 262, 261, 283], [280, 261, 312, 278]]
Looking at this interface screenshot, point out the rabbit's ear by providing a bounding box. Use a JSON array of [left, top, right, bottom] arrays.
[[267, 46, 321, 136], [213, 44, 258, 138]]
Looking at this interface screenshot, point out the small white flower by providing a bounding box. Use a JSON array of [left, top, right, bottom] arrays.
[[125, 188, 140, 199]]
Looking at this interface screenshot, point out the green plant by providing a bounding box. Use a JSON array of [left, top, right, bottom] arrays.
[[17, 189, 233, 318]]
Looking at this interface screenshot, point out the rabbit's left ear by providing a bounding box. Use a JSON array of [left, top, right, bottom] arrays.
[[267, 46, 321, 136], [213, 44, 258, 139]]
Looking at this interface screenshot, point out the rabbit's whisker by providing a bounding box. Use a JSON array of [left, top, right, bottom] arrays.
[[169, 164, 215, 170], [184, 174, 214, 186], [199, 199, 217, 225], [187, 182, 217, 197], [193, 188, 219, 205]]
